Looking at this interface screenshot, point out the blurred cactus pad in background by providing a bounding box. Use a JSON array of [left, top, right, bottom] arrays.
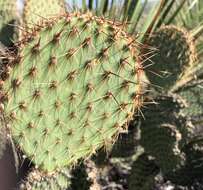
[[0, 0, 203, 190]]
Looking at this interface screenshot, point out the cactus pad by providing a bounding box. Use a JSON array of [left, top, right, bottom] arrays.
[[1, 13, 143, 172], [23, 0, 65, 26], [144, 26, 196, 91], [19, 168, 70, 190], [140, 95, 186, 173]]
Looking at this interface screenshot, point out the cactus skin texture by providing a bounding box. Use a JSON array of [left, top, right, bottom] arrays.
[[140, 95, 188, 174], [128, 153, 159, 190], [144, 25, 196, 91], [19, 168, 70, 190], [1, 13, 143, 172], [0, 0, 18, 47], [23, 0, 66, 26]]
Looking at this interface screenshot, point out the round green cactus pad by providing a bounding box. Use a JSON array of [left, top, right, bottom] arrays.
[[145, 25, 196, 91], [1, 13, 143, 172]]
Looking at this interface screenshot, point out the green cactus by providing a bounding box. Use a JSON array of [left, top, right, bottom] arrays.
[[19, 167, 71, 190], [128, 153, 159, 190], [0, 0, 18, 47], [23, 0, 66, 27], [140, 95, 188, 174], [144, 25, 196, 91], [1, 12, 144, 172]]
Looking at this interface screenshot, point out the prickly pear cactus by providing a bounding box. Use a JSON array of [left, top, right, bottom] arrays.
[[144, 26, 196, 91], [1, 13, 144, 172], [19, 168, 71, 190], [128, 153, 159, 190], [23, 0, 66, 26], [0, 0, 18, 47]]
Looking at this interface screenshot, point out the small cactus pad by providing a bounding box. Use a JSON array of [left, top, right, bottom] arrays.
[[1, 13, 143, 172], [23, 0, 65, 26], [19, 168, 70, 190], [144, 25, 196, 91], [140, 95, 186, 173], [128, 153, 159, 190], [0, 0, 18, 47], [141, 123, 183, 173]]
